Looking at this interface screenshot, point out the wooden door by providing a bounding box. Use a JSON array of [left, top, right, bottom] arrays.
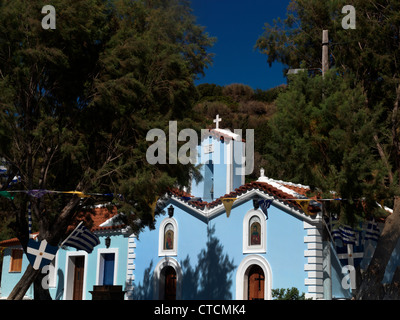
[[73, 256, 85, 300], [248, 265, 265, 300], [164, 266, 177, 300]]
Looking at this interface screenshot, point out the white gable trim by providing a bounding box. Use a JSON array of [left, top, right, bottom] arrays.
[[169, 189, 322, 225]]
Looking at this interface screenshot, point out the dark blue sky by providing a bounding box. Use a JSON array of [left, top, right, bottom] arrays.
[[191, 0, 291, 90]]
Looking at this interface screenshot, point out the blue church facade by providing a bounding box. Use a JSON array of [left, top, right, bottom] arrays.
[[132, 123, 348, 300]]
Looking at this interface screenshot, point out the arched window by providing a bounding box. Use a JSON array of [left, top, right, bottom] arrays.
[[243, 209, 266, 253], [159, 217, 178, 256]]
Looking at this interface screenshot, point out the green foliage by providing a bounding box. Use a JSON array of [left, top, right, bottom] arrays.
[[272, 287, 307, 300], [264, 71, 392, 221], [0, 0, 214, 240], [255, 0, 400, 221]]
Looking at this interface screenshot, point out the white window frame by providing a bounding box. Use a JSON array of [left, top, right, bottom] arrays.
[[96, 248, 119, 285], [243, 209, 266, 253], [158, 217, 178, 257]]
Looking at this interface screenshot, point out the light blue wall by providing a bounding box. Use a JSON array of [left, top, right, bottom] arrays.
[[1, 247, 34, 299], [0, 232, 129, 300], [133, 199, 308, 300], [190, 136, 245, 201]]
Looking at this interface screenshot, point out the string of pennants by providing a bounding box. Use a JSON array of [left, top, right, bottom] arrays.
[[0, 189, 123, 200], [221, 198, 317, 218], [180, 195, 388, 219]]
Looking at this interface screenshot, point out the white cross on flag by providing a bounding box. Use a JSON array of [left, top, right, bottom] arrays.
[[27, 238, 58, 270]]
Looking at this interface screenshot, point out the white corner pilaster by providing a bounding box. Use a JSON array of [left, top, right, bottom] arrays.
[[125, 233, 136, 300], [304, 221, 324, 299]]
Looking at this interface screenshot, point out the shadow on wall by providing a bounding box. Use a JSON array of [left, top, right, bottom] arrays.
[[134, 225, 236, 300], [55, 269, 64, 300]]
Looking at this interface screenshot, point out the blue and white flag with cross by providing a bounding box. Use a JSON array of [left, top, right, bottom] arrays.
[[27, 239, 58, 270]]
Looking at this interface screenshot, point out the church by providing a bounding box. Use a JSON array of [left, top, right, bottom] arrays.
[[131, 115, 351, 300], [2, 115, 400, 300]]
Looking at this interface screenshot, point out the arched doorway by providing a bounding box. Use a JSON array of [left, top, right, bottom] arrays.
[[247, 265, 265, 300], [163, 266, 177, 300], [235, 255, 272, 300], [153, 257, 182, 300]]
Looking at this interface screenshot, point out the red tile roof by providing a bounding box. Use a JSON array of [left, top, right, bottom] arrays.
[[0, 206, 124, 248], [67, 206, 123, 233], [0, 233, 39, 247], [169, 180, 320, 215]]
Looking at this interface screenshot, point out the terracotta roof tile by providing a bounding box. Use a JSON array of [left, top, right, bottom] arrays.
[[169, 180, 320, 215], [0, 206, 124, 247]]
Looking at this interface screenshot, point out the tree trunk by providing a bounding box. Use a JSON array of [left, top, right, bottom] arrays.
[[34, 271, 52, 300], [7, 197, 82, 300], [356, 196, 400, 299], [7, 265, 40, 300]]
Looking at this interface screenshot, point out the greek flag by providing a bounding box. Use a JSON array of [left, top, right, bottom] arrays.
[[61, 221, 100, 253], [365, 220, 380, 242], [332, 225, 357, 245], [27, 239, 58, 270]]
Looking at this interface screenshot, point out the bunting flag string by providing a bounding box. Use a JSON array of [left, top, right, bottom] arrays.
[[295, 200, 313, 216], [0, 191, 14, 199], [0, 188, 389, 205], [149, 199, 158, 221], [221, 198, 236, 218], [258, 199, 273, 220], [0, 189, 122, 200]]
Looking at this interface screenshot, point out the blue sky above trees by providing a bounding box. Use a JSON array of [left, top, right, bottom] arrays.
[[191, 0, 291, 90]]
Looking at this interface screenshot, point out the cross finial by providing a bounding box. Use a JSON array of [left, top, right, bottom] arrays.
[[213, 114, 222, 129]]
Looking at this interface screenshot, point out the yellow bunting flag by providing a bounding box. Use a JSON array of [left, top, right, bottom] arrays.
[[150, 199, 158, 221], [64, 191, 91, 198], [295, 200, 313, 216], [222, 198, 236, 218]]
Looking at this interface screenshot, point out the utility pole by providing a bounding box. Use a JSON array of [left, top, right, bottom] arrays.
[[322, 30, 329, 77]]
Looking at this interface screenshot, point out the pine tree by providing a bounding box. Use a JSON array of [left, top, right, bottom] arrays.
[[256, 0, 400, 299], [0, 0, 214, 299]]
